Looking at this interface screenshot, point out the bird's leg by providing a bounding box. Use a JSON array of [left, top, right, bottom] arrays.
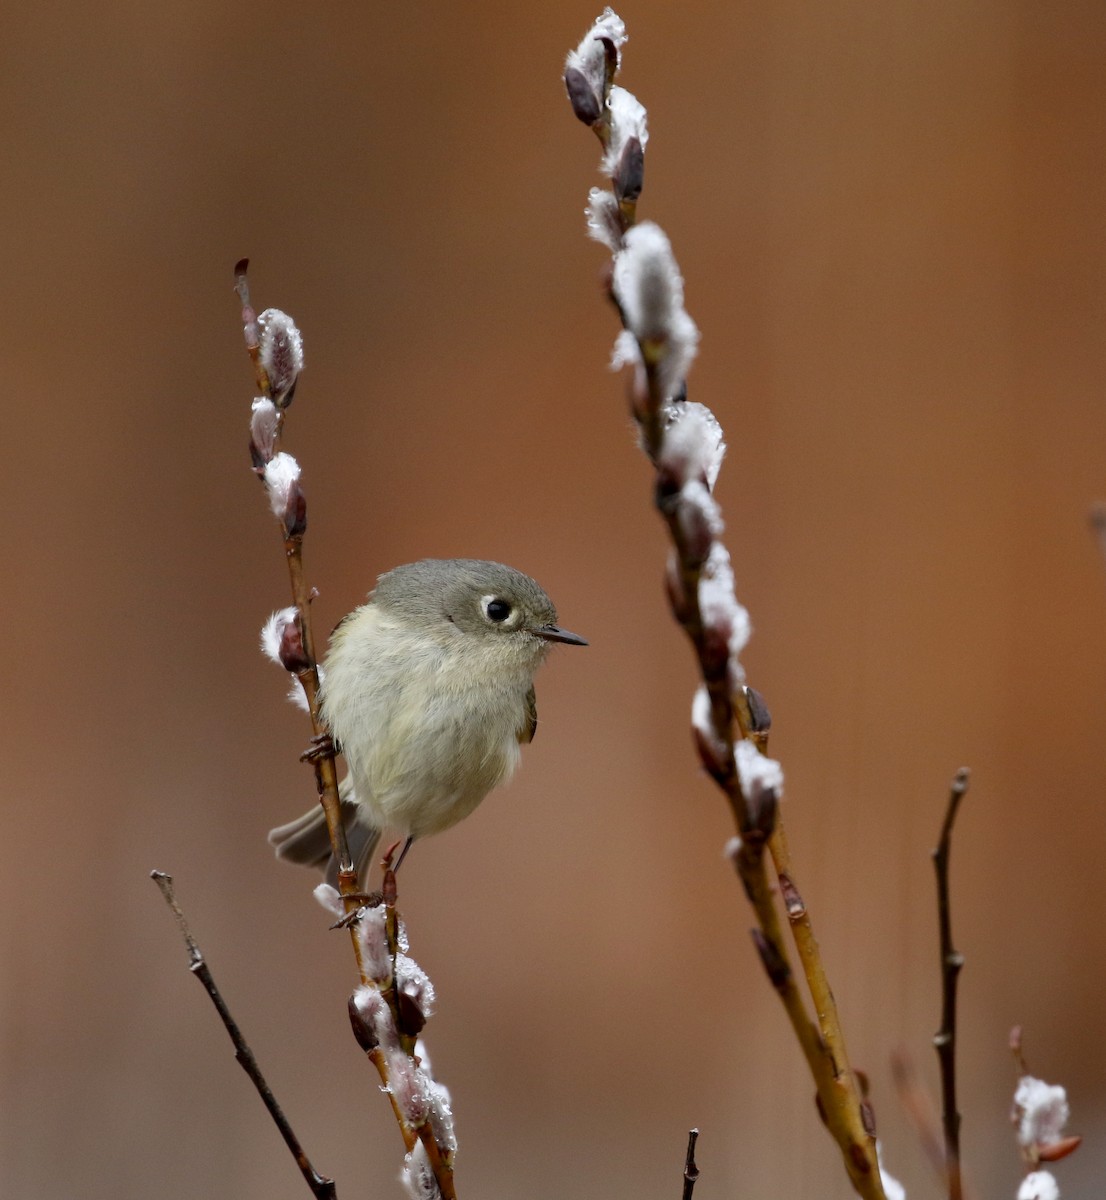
[[393, 836, 415, 873], [328, 893, 383, 929], [381, 836, 416, 874]]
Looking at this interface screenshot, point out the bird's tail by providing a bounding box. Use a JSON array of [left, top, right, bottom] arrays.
[[268, 779, 381, 889]]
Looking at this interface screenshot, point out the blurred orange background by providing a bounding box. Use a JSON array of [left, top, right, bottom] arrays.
[[4, 3, 1106, 1198]]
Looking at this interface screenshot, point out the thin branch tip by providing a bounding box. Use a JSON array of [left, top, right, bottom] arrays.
[[682, 1127, 701, 1200], [933, 769, 970, 1200], [153, 868, 337, 1198]]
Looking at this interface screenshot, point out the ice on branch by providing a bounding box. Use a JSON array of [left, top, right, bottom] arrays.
[[1018, 1171, 1059, 1200], [257, 308, 303, 407], [586, 187, 624, 251], [611, 221, 699, 400], [250, 397, 280, 466], [564, 7, 627, 126]]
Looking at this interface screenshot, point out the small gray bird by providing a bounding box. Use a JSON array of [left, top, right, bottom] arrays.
[[269, 559, 587, 884]]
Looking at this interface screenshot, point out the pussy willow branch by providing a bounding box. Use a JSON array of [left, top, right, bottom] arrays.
[[564, 20, 884, 1197], [933, 768, 970, 1200], [151, 872, 338, 1200], [234, 260, 353, 897], [642, 347, 881, 1199], [235, 263, 459, 1200]]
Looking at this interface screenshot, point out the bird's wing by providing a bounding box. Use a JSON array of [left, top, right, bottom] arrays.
[[519, 685, 538, 743]]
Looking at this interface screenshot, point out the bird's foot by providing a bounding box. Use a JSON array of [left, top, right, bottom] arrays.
[[299, 732, 336, 764], [328, 890, 384, 929]]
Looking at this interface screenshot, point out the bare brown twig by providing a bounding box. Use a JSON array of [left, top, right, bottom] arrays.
[[933, 767, 970, 1200], [681, 1128, 700, 1200], [151, 871, 338, 1200]]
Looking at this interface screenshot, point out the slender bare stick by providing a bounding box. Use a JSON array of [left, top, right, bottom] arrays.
[[151, 871, 338, 1200], [933, 768, 970, 1200], [681, 1128, 700, 1200]]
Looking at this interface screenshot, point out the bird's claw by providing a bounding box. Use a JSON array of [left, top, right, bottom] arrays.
[[327, 890, 383, 929], [299, 732, 335, 764]]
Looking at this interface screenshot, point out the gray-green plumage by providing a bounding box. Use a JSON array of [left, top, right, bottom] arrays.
[[268, 559, 585, 885]]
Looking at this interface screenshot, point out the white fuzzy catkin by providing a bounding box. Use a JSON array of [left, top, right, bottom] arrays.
[[586, 187, 623, 251], [351, 983, 400, 1053], [398, 1142, 438, 1200], [427, 1076, 457, 1154], [257, 308, 304, 403], [565, 6, 627, 86], [386, 1047, 430, 1128], [396, 954, 437, 1019], [260, 607, 298, 665], [611, 221, 699, 399], [312, 883, 344, 919], [1014, 1076, 1070, 1149], [263, 452, 301, 520], [699, 542, 751, 668], [355, 904, 394, 985], [602, 85, 649, 176], [661, 401, 726, 491], [692, 684, 727, 764], [735, 739, 784, 802], [259, 606, 313, 712], [1018, 1171, 1059, 1200], [250, 396, 280, 462]]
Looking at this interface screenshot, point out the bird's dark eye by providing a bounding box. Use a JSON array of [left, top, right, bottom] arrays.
[[485, 598, 512, 623]]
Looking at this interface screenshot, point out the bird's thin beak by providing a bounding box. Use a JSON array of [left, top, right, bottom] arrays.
[[534, 623, 588, 646]]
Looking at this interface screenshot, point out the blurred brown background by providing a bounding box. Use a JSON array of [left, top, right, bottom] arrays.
[[4, 2, 1105, 1197]]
